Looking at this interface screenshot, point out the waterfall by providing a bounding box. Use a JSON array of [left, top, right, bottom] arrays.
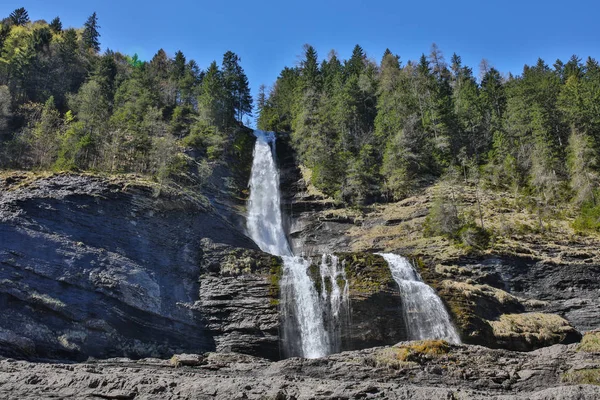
[[379, 253, 461, 344], [246, 130, 459, 358], [247, 130, 337, 358], [319, 254, 350, 353], [247, 130, 291, 257]]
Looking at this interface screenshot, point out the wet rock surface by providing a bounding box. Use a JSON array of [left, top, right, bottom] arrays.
[[1, 342, 599, 399]]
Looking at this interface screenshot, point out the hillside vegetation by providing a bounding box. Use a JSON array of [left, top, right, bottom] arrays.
[[258, 44, 600, 235], [0, 8, 253, 188]]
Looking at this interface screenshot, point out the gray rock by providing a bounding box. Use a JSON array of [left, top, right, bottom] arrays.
[[1, 343, 599, 399], [0, 174, 279, 361]]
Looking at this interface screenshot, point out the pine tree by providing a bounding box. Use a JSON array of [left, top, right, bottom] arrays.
[[345, 44, 366, 77], [256, 84, 267, 126], [49, 17, 62, 33], [198, 61, 226, 128], [10, 8, 30, 26], [82, 12, 101, 52], [222, 51, 253, 123], [172, 51, 186, 80]]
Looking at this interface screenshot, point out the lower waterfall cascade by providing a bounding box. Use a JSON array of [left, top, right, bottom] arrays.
[[247, 130, 460, 358], [379, 253, 461, 344]]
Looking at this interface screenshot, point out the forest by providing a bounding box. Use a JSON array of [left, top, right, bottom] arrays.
[[1, 7, 599, 235], [257, 44, 600, 233], [0, 8, 252, 185]]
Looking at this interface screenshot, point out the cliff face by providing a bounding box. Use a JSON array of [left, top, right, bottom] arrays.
[[0, 172, 285, 360], [0, 132, 596, 364], [0, 171, 433, 362]]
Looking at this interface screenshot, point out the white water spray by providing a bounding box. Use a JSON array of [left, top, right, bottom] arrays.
[[379, 253, 461, 344], [247, 130, 331, 358]]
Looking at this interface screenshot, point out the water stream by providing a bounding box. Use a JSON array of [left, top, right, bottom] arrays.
[[247, 130, 334, 358], [379, 253, 461, 344]]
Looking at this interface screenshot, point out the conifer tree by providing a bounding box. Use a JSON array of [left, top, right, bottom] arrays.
[[82, 12, 101, 52], [198, 61, 226, 128], [222, 51, 253, 123], [49, 17, 62, 33], [10, 8, 30, 26]]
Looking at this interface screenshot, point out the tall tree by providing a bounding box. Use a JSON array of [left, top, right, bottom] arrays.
[[10, 8, 30, 26], [198, 61, 226, 128], [49, 17, 62, 33], [82, 12, 101, 52], [221, 51, 252, 123]]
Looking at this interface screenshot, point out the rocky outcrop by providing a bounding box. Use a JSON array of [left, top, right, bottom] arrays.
[[434, 280, 581, 350], [191, 240, 282, 360], [1, 341, 599, 399], [336, 252, 407, 350], [0, 173, 282, 361]]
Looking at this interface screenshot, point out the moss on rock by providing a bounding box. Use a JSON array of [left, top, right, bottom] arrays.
[[338, 252, 394, 296]]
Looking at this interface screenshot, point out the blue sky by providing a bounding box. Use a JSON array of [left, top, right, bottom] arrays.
[[2, 0, 599, 117]]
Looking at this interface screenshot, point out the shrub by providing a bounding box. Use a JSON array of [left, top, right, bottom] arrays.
[[572, 202, 600, 233]]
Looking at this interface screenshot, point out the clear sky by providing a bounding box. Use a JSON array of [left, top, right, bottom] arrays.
[[2, 0, 599, 117]]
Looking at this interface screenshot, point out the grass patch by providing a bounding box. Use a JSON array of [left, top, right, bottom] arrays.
[[562, 368, 600, 386], [573, 202, 600, 233], [490, 313, 576, 347], [578, 331, 600, 353], [372, 340, 451, 368]]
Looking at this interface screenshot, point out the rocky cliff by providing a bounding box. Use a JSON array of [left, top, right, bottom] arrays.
[[0, 171, 416, 362], [0, 171, 288, 360], [277, 134, 598, 352]]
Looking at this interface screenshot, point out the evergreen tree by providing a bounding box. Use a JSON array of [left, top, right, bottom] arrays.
[[82, 12, 101, 52], [221, 51, 252, 122], [345, 44, 366, 77], [10, 8, 30, 26], [49, 17, 62, 33], [172, 50, 186, 80], [198, 61, 226, 128]]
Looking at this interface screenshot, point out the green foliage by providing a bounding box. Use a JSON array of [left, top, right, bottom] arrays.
[[258, 43, 600, 217], [82, 12, 100, 52], [10, 8, 30, 26], [0, 9, 252, 187], [49, 17, 62, 33], [572, 202, 600, 233]]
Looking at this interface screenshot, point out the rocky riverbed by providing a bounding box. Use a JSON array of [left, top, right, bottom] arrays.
[[1, 338, 599, 399]]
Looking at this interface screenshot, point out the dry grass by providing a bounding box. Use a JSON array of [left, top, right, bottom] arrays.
[[490, 313, 573, 341], [327, 180, 600, 266], [578, 331, 600, 353], [562, 368, 600, 386], [440, 280, 518, 306], [372, 340, 451, 369]]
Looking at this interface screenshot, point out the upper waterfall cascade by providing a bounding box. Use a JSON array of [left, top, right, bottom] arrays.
[[379, 253, 461, 344], [247, 130, 338, 358]]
